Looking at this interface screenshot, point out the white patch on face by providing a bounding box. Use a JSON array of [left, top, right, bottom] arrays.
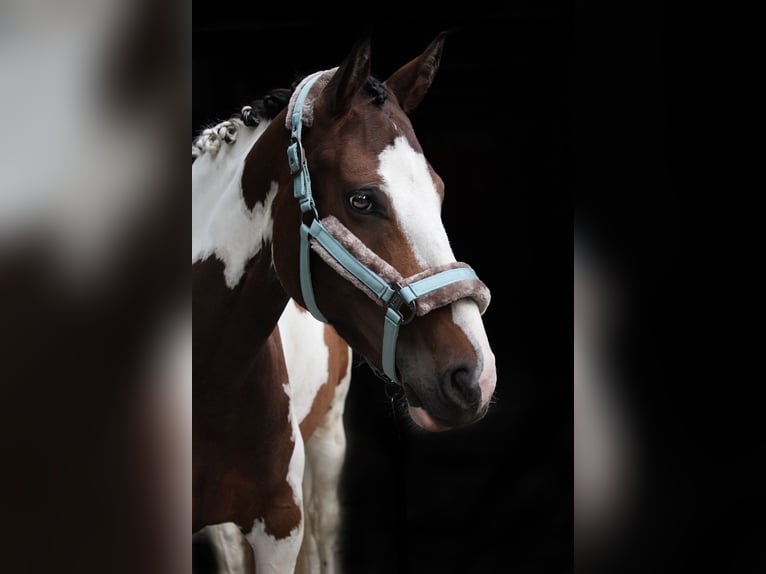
[[244, 380, 305, 574], [192, 120, 277, 288], [452, 299, 496, 406], [378, 137, 496, 407], [376, 136, 455, 268], [279, 299, 331, 424]]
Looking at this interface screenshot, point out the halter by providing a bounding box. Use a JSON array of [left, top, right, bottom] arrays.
[[286, 72, 490, 384]]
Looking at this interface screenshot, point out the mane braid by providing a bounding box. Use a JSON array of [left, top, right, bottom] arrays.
[[192, 86, 292, 161], [239, 87, 292, 126], [191, 76, 388, 161]]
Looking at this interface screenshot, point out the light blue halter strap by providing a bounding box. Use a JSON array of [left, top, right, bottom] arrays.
[[287, 73, 326, 321], [286, 73, 485, 384]]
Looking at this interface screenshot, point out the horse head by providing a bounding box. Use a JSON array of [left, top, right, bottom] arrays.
[[263, 34, 496, 431]]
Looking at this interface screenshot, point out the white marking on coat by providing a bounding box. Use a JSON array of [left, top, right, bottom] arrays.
[[302, 349, 352, 571], [206, 523, 249, 574], [279, 300, 330, 422], [279, 298, 353, 571], [192, 119, 278, 288], [244, 381, 305, 574]]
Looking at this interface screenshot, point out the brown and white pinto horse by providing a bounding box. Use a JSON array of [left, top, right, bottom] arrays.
[[192, 33, 496, 573]]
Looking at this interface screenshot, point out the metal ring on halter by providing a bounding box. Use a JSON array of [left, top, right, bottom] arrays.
[[286, 138, 305, 177], [387, 282, 418, 325], [291, 137, 305, 165], [301, 200, 320, 225]]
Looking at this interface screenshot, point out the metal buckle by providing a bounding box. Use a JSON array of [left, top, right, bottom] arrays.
[[287, 138, 305, 175], [300, 198, 319, 225], [388, 282, 418, 325]]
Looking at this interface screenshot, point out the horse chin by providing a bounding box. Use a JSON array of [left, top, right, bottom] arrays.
[[399, 383, 450, 431], [407, 405, 452, 432]]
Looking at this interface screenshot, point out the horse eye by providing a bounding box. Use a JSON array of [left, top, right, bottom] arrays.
[[349, 192, 373, 212]]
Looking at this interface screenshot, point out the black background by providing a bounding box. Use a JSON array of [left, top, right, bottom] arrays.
[[193, 5, 766, 573]]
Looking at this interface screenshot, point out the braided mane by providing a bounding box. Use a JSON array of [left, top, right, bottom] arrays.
[[191, 88, 291, 160], [192, 76, 388, 161]]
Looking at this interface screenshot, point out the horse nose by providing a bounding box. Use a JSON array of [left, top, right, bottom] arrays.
[[440, 363, 482, 412]]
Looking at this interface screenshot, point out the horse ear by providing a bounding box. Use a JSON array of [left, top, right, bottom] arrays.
[[384, 31, 447, 113], [318, 37, 372, 118]]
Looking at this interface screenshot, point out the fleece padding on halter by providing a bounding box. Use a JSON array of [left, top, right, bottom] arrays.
[[304, 215, 490, 383], [311, 216, 491, 316], [285, 68, 338, 131], [286, 68, 491, 384]]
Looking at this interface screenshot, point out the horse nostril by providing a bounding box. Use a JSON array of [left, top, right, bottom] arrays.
[[441, 365, 481, 410]]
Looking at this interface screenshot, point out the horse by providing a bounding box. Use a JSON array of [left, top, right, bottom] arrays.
[[192, 32, 497, 573]]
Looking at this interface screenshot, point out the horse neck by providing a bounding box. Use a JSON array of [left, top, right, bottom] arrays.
[[192, 113, 294, 384]]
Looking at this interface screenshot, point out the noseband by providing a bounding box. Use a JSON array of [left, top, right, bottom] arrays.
[[286, 71, 490, 384]]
